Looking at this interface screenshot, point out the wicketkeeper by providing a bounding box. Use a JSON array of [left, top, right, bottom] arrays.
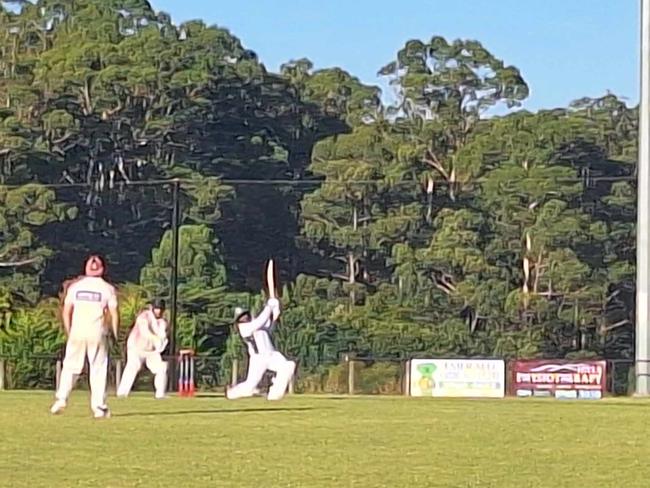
[[51, 255, 118, 419], [117, 298, 169, 399], [226, 297, 296, 401]]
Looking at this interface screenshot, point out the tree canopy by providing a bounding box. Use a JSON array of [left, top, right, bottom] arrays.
[[0, 1, 639, 387]]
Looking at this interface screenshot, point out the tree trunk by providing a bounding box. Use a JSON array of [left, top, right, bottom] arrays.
[[81, 79, 93, 115], [347, 251, 356, 307]]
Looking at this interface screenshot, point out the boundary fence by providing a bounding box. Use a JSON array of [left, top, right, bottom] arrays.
[[0, 354, 641, 398]]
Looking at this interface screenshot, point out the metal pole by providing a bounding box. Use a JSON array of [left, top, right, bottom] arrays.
[[169, 179, 181, 391], [346, 355, 355, 395], [637, 0, 650, 396]]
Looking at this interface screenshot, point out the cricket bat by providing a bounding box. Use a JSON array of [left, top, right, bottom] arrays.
[[265, 259, 280, 324], [266, 259, 276, 299]]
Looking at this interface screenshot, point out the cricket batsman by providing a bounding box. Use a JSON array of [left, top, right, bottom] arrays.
[[226, 297, 296, 401], [50, 255, 119, 419], [116, 298, 169, 399]]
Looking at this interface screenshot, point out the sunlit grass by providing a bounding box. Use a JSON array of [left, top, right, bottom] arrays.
[[0, 391, 648, 487]]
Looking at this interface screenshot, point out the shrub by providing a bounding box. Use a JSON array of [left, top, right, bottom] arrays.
[[0, 304, 64, 389], [357, 362, 402, 395]]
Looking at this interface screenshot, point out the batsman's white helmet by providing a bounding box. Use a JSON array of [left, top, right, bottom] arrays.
[[234, 307, 249, 322]]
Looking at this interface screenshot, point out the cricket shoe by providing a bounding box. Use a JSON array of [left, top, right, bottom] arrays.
[[50, 399, 66, 415], [93, 406, 111, 419]]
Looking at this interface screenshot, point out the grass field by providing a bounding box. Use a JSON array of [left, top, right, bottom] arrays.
[[1, 392, 649, 488]]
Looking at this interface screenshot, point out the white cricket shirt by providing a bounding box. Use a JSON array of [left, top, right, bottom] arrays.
[[127, 309, 168, 351], [64, 276, 117, 340], [238, 305, 276, 355]]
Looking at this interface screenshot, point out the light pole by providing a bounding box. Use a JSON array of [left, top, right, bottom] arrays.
[[636, 0, 650, 395], [169, 179, 181, 391]]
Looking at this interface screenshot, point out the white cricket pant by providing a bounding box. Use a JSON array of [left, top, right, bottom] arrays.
[[227, 351, 295, 400], [117, 348, 167, 398], [55, 336, 108, 414]]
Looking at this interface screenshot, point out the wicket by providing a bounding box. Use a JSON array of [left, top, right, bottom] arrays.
[[178, 349, 195, 397]]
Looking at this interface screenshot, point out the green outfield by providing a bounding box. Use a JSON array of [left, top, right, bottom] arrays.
[[0, 392, 648, 488]]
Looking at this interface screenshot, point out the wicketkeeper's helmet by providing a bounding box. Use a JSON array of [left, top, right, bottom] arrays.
[[151, 298, 166, 310]]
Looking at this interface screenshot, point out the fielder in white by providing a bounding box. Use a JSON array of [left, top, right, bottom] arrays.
[[226, 297, 296, 401], [51, 255, 118, 419], [116, 298, 168, 399]]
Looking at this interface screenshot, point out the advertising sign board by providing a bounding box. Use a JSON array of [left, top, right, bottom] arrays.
[[409, 359, 505, 398], [511, 360, 606, 399]]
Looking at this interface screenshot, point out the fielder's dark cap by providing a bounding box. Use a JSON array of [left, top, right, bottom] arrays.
[[151, 298, 166, 310]]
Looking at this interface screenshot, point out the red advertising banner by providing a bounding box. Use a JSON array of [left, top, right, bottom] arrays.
[[510, 360, 606, 400]]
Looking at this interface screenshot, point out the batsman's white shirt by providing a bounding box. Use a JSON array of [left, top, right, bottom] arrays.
[[64, 276, 117, 340], [228, 301, 295, 401], [127, 309, 168, 351], [238, 304, 275, 355]]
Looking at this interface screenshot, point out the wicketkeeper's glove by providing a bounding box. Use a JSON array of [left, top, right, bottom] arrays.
[[155, 337, 169, 353]]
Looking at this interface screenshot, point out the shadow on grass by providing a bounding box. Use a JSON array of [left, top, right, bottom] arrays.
[[292, 396, 349, 401], [116, 406, 315, 418], [193, 394, 351, 400]]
